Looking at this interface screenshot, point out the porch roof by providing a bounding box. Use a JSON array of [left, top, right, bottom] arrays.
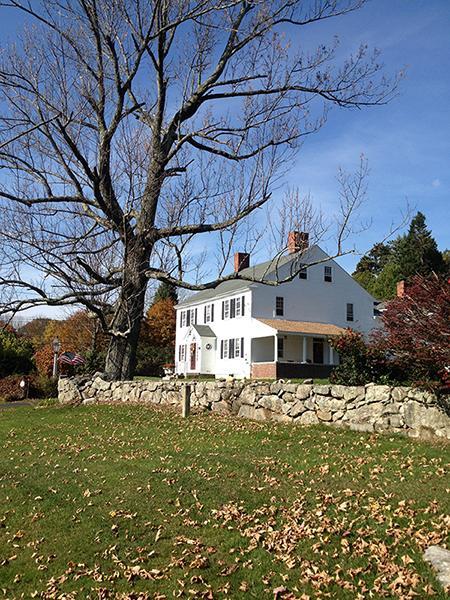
[[256, 318, 346, 336], [192, 324, 216, 338]]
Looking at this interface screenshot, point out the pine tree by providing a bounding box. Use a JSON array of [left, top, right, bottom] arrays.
[[393, 212, 445, 279], [152, 282, 178, 305], [353, 212, 445, 300], [354, 242, 391, 275]]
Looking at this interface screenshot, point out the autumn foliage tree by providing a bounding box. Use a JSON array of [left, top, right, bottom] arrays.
[[137, 285, 177, 375], [381, 275, 450, 381], [43, 311, 106, 355]]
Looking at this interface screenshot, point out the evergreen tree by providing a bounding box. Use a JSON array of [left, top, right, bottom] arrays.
[[393, 212, 445, 279], [152, 282, 178, 305], [354, 242, 391, 275], [353, 212, 445, 300]]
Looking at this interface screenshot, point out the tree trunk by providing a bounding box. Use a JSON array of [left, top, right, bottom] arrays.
[[104, 240, 149, 380]]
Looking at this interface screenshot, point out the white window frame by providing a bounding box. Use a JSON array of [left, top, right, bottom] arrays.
[[324, 266, 333, 282], [346, 303, 354, 322], [235, 297, 242, 317], [224, 300, 230, 319], [234, 337, 241, 358], [179, 344, 186, 361], [223, 339, 229, 358], [180, 311, 187, 327], [205, 304, 212, 323]]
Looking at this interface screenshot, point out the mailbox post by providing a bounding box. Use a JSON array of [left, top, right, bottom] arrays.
[[182, 384, 191, 418]]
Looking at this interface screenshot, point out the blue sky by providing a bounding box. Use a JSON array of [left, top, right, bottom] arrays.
[[1, 0, 449, 318], [281, 0, 450, 271]]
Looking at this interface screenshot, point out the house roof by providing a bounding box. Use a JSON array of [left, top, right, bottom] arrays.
[[257, 318, 346, 336], [192, 324, 216, 338], [177, 248, 318, 307]]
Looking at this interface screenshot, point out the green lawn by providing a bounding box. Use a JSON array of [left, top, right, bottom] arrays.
[[0, 405, 449, 599]]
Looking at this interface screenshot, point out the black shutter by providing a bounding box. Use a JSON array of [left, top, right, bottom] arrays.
[[241, 337, 244, 357], [194, 308, 197, 324], [180, 311, 183, 327], [220, 340, 224, 359], [211, 304, 214, 322], [187, 310, 190, 326], [231, 298, 236, 318], [241, 296, 245, 316], [222, 301, 225, 319], [204, 305, 207, 322], [230, 338, 235, 359]]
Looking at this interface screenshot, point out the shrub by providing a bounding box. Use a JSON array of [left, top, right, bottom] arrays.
[[330, 329, 401, 386], [0, 328, 34, 377], [0, 375, 27, 402], [381, 274, 450, 383], [0, 374, 59, 402], [30, 374, 58, 399]]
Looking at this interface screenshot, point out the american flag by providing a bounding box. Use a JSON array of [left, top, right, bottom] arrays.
[[58, 351, 85, 366]]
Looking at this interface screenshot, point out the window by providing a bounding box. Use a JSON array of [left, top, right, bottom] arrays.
[[299, 263, 307, 279], [222, 296, 245, 319], [277, 337, 284, 359], [204, 303, 214, 323], [222, 299, 230, 319], [220, 338, 244, 359], [221, 339, 229, 359], [346, 303, 354, 322], [276, 296, 284, 316], [178, 344, 186, 361], [187, 308, 197, 325], [235, 297, 241, 317], [180, 311, 187, 327], [324, 266, 332, 282], [234, 337, 244, 358]]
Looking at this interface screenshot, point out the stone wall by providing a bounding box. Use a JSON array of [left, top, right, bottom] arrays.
[[58, 376, 450, 440]]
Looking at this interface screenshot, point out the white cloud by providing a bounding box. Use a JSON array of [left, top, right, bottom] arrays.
[[431, 178, 441, 188]]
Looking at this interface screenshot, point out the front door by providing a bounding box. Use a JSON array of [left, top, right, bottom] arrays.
[[190, 343, 197, 370], [313, 338, 324, 364]]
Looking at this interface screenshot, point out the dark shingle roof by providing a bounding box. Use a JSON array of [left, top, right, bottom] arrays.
[[177, 249, 315, 307]]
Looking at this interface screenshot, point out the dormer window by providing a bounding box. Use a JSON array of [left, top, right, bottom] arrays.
[[324, 266, 332, 282]]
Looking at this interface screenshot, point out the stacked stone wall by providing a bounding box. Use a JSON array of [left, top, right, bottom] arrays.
[[58, 376, 450, 440]]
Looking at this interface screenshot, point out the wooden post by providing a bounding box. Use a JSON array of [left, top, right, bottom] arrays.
[[182, 384, 191, 418]]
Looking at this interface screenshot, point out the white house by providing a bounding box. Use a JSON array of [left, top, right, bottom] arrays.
[[174, 232, 380, 379]]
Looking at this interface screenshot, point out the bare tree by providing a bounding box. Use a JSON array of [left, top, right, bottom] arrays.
[[0, 0, 400, 379]]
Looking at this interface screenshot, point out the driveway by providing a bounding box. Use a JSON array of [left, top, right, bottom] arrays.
[[0, 401, 35, 410]]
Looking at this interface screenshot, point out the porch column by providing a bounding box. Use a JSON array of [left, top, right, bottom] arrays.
[[302, 336, 308, 362], [329, 343, 334, 365]]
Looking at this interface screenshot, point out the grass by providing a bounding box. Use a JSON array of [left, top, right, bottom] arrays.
[[0, 405, 449, 599]]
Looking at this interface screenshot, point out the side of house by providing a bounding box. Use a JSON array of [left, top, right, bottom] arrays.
[[174, 233, 379, 379]]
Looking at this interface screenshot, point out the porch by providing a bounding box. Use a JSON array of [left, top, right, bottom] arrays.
[[250, 319, 344, 379]]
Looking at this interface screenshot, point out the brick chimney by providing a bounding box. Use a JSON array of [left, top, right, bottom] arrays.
[[396, 280, 406, 298], [234, 252, 250, 272], [288, 231, 309, 254]]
